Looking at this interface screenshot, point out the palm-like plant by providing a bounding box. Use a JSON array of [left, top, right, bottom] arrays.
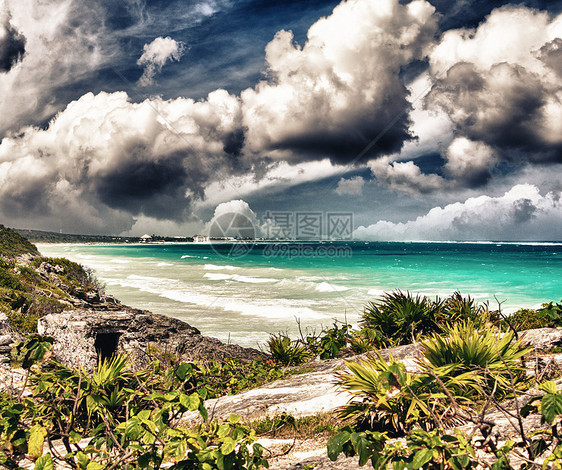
[[361, 291, 444, 347], [267, 334, 312, 366], [420, 322, 532, 399], [440, 291, 490, 326], [336, 354, 441, 435]]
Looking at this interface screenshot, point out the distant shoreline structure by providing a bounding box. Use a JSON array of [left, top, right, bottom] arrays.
[[16, 228, 562, 245]]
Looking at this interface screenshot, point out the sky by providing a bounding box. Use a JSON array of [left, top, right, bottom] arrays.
[[0, 0, 561, 241]]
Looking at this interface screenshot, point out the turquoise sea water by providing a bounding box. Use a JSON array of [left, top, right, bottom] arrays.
[[38, 241, 562, 348]]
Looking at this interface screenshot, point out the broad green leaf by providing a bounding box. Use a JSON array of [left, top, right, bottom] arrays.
[[180, 392, 200, 411], [175, 363, 192, 381], [221, 437, 236, 455], [228, 414, 241, 424], [351, 432, 369, 466], [28, 425, 47, 461], [199, 402, 208, 421], [75, 451, 89, 469], [69, 430, 83, 444], [86, 463, 104, 470], [217, 424, 231, 439], [411, 448, 434, 469], [34, 453, 54, 470], [541, 393, 562, 424], [327, 431, 351, 461]]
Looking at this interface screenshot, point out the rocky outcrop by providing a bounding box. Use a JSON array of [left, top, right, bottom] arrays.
[[38, 307, 268, 371], [520, 327, 562, 351], [0, 312, 21, 365]]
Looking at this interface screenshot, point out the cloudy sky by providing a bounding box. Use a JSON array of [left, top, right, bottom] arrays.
[[0, 0, 561, 241]]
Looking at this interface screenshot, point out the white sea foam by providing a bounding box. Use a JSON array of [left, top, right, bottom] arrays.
[[367, 289, 386, 296], [204, 273, 277, 283], [181, 254, 209, 259], [203, 264, 238, 270], [204, 273, 233, 281], [158, 289, 325, 320], [157, 262, 173, 267], [315, 282, 350, 293]]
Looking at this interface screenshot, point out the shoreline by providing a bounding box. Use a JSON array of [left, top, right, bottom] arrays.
[[36, 242, 560, 349]]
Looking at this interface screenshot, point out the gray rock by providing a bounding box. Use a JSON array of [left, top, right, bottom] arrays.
[[38, 307, 268, 372], [520, 327, 562, 351], [0, 334, 13, 346], [0, 312, 10, 333]]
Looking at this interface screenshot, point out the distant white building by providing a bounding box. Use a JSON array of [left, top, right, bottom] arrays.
[[193, 234, 209, 243], [140, 234, 152, 243]]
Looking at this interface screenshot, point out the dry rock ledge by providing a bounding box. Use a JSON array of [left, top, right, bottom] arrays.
[[36, 306, 267, 371]]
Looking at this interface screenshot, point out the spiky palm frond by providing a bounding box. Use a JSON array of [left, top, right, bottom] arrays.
[[267, 334, 312, 366], [420, 322, 532, 399], [361, 291, 444, 347], [336, 354, 443, 435]]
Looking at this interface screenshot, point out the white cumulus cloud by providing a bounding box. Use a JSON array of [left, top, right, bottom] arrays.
[[335, 176, 365, 196], [354, 184, 562, 241], [241, 0, 438, 164], [137, 36, 185, 86]]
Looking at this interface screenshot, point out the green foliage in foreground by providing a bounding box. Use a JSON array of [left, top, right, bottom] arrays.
[[361, 291, 496, 349], [0, 225, 39, 258], [501, 301, 562, 331], [420, 322, 532, 400], [0, 255, 105, 333], [1, 336, 270, 470], [329, 322, 562, 469]]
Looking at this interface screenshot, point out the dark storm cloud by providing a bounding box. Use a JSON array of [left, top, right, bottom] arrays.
[[0, 12, 25, 72], [270, 110, 412, 164], [512, 198, 538, 223], [96, 158, 190, 219], [429, 62, 557, 159]]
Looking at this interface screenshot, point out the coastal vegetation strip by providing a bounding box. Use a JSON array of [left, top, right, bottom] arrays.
[[1, 225, 562, 468]]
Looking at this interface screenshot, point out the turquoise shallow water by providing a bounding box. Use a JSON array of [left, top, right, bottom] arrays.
[[38, 241, 562, 348]]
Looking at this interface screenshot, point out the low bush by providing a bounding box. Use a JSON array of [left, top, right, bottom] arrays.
[[0, 225, 39, 258], [1, 335, 270, 470], [267, 333, 312, 366], [502, 301, 562, 331], [420, 321, 532, 400], [361, 291, 444, 348], [0, 268, 23, 291], [335, 354, 443, 435]]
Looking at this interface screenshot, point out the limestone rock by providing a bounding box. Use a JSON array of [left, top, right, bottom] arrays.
[[520, 327, 562, 351], [38, 307, 268, 371]]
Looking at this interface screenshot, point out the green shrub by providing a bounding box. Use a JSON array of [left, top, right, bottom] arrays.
[[440, 291, 494, 327], [420, 322, 532, 400], [318, 322, 349, 359], [0, 268, 23, 291], [502, 301, 562, 331], [267, 334, 312, 366], [349, 328, 380, 354], [361, 291, 444, 347], [336, 354, 439, 435], [0, 224, 39, 258], [1, 336, 270, 469], [197, 358, 288, 397], [31, 257, 104, 294]]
